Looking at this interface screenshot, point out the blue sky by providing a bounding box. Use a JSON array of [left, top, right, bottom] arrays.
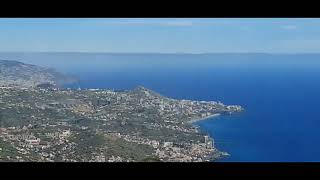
[[0, 18, 320, 53]]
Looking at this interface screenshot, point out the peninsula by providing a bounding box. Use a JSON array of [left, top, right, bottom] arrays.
[[0, 60, 243, 162]]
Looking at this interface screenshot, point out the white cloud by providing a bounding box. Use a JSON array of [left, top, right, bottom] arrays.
[[160, 21, 194, 27], [92, 19, 257, 29], [95, 20, 194, 27], [93, 19, 241, 27], [282, 25, 298, 30]]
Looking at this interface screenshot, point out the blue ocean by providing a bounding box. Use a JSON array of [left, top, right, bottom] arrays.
[[1, 52, 320, 162]]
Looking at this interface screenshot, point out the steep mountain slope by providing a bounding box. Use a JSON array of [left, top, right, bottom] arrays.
[[0, 60, 77, 88]]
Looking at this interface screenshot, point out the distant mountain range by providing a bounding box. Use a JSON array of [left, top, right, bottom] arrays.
[[0, 59, 78, 88]]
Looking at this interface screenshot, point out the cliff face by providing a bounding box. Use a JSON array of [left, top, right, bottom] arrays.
[[0, 60, 77, 88]]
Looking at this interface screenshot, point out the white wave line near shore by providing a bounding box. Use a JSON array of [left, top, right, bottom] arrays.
[[188, 113, 221, 123]]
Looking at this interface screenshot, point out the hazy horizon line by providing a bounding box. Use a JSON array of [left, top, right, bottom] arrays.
[[2, 51, 320, 55]]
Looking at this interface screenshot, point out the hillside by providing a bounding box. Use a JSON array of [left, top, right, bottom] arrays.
[[0, 60, 77, 88]]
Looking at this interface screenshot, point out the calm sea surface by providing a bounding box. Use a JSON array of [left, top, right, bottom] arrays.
[[1, 53, 320, 162]]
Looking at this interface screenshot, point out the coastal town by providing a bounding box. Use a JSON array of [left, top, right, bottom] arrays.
[[0, 85, 243, 162]]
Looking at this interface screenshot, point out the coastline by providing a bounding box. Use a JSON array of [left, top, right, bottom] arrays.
[[188, 113, 228, 162], [188, 113, 221, 124]]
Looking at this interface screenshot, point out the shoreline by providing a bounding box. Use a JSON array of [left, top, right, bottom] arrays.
[[188, 113, 221, 124], [188, 113, 226, 162]]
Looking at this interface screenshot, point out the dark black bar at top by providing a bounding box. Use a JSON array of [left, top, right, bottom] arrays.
[[0, 1, 319, 18]]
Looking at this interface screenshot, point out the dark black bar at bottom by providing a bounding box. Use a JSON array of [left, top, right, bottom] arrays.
[[1, 162, 320, 178]]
